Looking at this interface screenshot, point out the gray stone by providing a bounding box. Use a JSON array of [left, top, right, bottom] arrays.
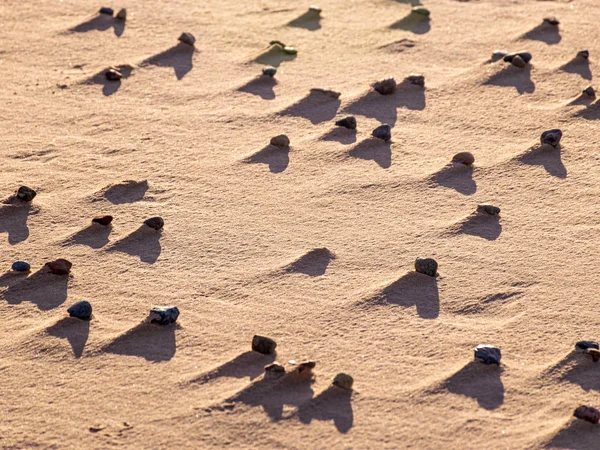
[[477, 203, 501, 216], [540, 129, 562, 147], [178, 32, 196, 46], [474, 344, 501, 365], [17, 186, 36, 202], [372, 124, 391, 142], [149, 306, 179, 325], [333, 373, 354, 390], [144, 216, 164, 230], [11, 261, 31, 272], [67, 301, 93, 320], [270, 134, 290, 148], [252, 335, 277, 354], [414, 257, 437, 277], [335, 116, 357, 130], [373, 78, 396, 95]]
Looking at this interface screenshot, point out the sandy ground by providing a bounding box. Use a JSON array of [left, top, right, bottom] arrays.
[[2, 0, 600, 448]]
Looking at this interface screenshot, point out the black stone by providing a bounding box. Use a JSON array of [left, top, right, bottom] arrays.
[[578, 50, 590, 60], [67, 301, 93, 320], [144, 217, 164, 230], [372, 124, 391, 142], [149, 306, 179, 325], [540, 129, 562, 147], [99, 7, 114, 15], [503, 52, 532, 64], [576, 340, 599, 351], [335, 116, 357, 130], [252, 335, 277, 355], [414, 257, 437, 277], [17, 186, 36, 202], [474, 344, 502, 365]]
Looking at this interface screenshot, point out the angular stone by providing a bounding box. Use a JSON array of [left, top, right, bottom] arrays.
[[333, 373, 354, 390], [583, 86, 596, 98], [252, 335, 277, 355], [405, 73, 425, 88], [540, 129, 562, 147], [116, 8, 127, 20], [372, 124, 391, 142], [148, 306, 179, 325], [11, 261, 31, 272], [414, 257, 437, 277], [452, 152, 475, 166], [296, 361, 316, 374], [270, 134, 290, 148], [578, 50, 590, 60], [46, 259, 72, 275], [576, 340, 599, 352], [335, 116, 357, 130], [373, 78, 396, 95], [92, 215, 113, 226], [477, 203, 501, 216], [543, 17, 559, 26], [67, 301, 93, 320], [474, 344, 502, 365], [99, 7, 114, 15], [178, 32, 196, 46], [503, 52, 532, 64], [144, 217, 164, 230], [264, 363, 286, 379], [105, 69, 123, 81], [262, 66, 277, 77], [17, 186, 36, 202], [511, 55, 526, 68], [574, 405, 600, 424]]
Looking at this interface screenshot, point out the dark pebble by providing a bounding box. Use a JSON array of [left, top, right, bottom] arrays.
[[477, 203, 501, 216], [270, 134, 290, 148], [373, 77, 396, 95], [178, 32, 195, 46], [411, 6, 430, 17], [576, 340, 599, 351], [335, 116, 357, 130], [578, 50, 590, 60], [262, 66, 277, 77], [414, 257, 437, 277], [503, 51, 532, 64], [46, 259, 72, 275], [297, 361, 316, 374], [17, 186, 36, 202], [67, 301, 93, 320], [511, 55, 526, 68], [543, 17, 559, 26], [144, 217, 164, 230], [105, 69, 123, 81], [116, 8, 126, 20], [583, 86, 596, 98], [264, 363, 286, 379], [92, 215, 113, 226], [333, 373, 354, 390], [540, 129, 562, 147], [99, 7, 114, 15], [372, 124, 391, 142], [405, 73, 425, 88], [252, 335, 277, 355], [452, 152, 475, 166], [474, 344, 502, 365], [574, 405, 600, 424], [148, 306, 179, 325], [11, 261, 31, 272]]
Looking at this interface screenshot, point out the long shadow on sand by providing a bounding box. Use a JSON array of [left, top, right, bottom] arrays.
[[63, 224, 112, 249], [430, 164, 477, 195], [485, 65, 535, 94], [105, 322, 177, 362], [296, 386, 354, 433], [238, 76, 277, 100], [47, 317, 90, 358], [546, 419, 600, 450], [87, 65, 134, 96], [518, 144, 567, 179], [143, 43, 195, 80], [0, 268, 69, 310], [287, 10, 321, 31], [442, 361, 504, 410], [102, 180, 148, 204], [0, 202, 36, 244], [107, 226, 162, 264], [279, 89, 341, 124], [361, 272, 439, 319], [560, 57, 592, 80], [69, 14, 125, 37], [284, 248, 335, 276], [348, 138, 392, 169], [192, 351, 276, 384], [562, 356, 600, 392], [520, 22, 561, 45], [456, 213, 502, 241], [253, 45, 297, 68], [245, 145, 290, 173], [574, 101, 600, 120], [320, 127, 357, 145], [389, 13, 431, 34]]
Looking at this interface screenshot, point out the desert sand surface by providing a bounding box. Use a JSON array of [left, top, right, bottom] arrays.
[[2, 0, 600, 448]]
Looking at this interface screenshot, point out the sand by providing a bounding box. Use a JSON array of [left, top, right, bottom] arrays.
[[1, 0, 600, 448]]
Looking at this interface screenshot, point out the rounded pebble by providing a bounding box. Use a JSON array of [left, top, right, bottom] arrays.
[[578, 50, 590, 60], [67, 301, 93, 320], [99, 7, 114, 15], [576, 340, 599, 352], [178, 32, 196, 46], [540, 129, 562, 147], [308, 5, 322, 14], [333, 373, 354, 390], [405, 73, 425, 88], [144, 216, 164, 230], [372, 124, 391, 142], [92, 215, 113, 226], [116, 8, 126, 20], [411, 6, 430, 17], [335, 116, 357, 130], [511, 55, 526, 68], [283, 46, 297, 55], [373, 77, 396, 95], [574, 405, 600, 424], [452, 152, 475, 166], [503, 51, 532, 64], [543, 17, 559, 26], [262, 66, 277, 77], [264, 363, 286, 379], [46, 259, 72, 275], [17, 186, 36, 202], [477, 203, 501, 216], [270, 134, 290, 148], [149, 306, 179, 325], [105, 69, 123, 81], [11, 261, 31, 272], [414, 257, 437, 277], [252, 335, 277, 355], [474, 344, 501, 365], [583, 86, 596, 98]]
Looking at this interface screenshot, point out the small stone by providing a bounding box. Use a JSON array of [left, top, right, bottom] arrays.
[[474, 344, 502, 365], [452, 152, 475, 166], [270, 135, 290, 148], [543, 17, 559, 26], [414, 257, 437, 277], [588, 348, 600, 363], [283, 46, 297, 55], [92, 215, 113, 226], [105, 69, 123, 81], [574, 405, 600, 424], [270, 40, 286, 48], [252, 335, 277, 355], [178, 32, 195, 46], [262, 66, 277, 77], [540, 129, 562, 147], [477, 203, 501, 216], [405, 73, 425, 88], [17, 186, 36, 202], [491, 50, 508, 62], [578, 50, 590, 60], [45, 259, 72, 275], [373, 77, 396, 95], [264, 363, 286, 379], [11, 261, 31, 272], [411, 6, 430, 17], [511, 55, 526, 68], [99, 7, 114, 16], [333, 373, 354, 390], [116, 8, 126, 20], [503, 52, 532, 64], [296, 361, 316, 374], [583, 86, 596, 98], [335, 116, 357, 130], [372, 124, 391, 142], [67, 301, 92, 320], [144, 217, 164, 230], [308, 5, 322, 14], [576, 340, 599, 352], [148, 306, 179, 325]]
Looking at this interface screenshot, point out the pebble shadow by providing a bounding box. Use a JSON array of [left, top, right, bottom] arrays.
[[0, 203, 35, 244], [485, 65, 535, 94], [102, 180, 148, 204], [348, 138, 392, 169], [238, 76, 277, 100], [63, 224, 112, 249], [246, 145, 290, 173], [0, 268, 69, 311], [458, 213, 502, 241], [430, 164, 477, 195], [284, 248, 335, 277], [518, 144, 567, 179], [191, 351, 276, 384], [561, 58, 592, 80], [545, 419, 600, 450], [320, 127, 357, 145], [68, 14, 125, 37], [442, 361, 504, 410], [279, 90, 341, 124], [107, 226, 162, 264], [105, 322, 177, 362], [47, 317, 90, 358], [296, 386, 353, 433], [520, 23, 561, 45], [143, 43, 195, 80], [389, 14, 431, 34]]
